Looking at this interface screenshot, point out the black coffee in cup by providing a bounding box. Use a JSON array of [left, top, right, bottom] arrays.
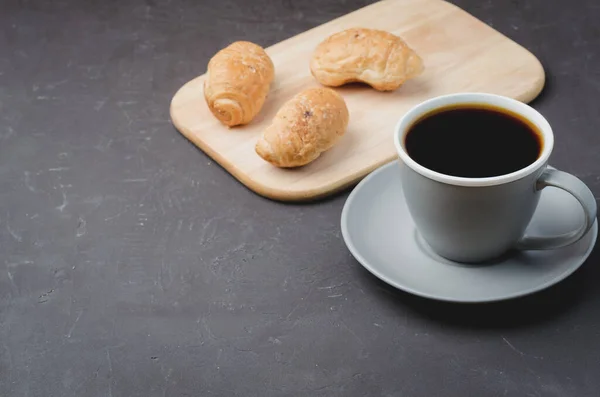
[[404, 104, 543, 178]]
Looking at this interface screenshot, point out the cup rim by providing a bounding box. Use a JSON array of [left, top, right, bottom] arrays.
[[393, 92, 554, 187]]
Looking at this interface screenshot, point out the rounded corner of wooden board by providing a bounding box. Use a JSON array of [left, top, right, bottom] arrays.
[[521, 58, 546, 103], [171, 74, 205, 110]]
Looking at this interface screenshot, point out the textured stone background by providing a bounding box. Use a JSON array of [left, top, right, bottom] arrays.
[[1, 0, 600, 396]]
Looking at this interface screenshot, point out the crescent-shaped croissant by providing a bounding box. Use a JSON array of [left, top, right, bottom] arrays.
[[310, 28, 424, 91], [255, 87, 349, 168], [204, 41, 275, 127]]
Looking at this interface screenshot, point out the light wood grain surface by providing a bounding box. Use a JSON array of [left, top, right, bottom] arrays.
[[170, 0, 545, 201]]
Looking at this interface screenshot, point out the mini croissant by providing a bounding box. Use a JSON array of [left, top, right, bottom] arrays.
[[255, 87, 349, 168], [310, 28, 424, 91], [204, 41, 275, 127]]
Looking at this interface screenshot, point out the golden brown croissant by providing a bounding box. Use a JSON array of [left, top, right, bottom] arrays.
[[310, 28, 424, 91], [255, 87, 349, 168], [204, 41, 275, 127]]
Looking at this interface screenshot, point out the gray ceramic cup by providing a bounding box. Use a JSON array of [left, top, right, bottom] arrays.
[[394, 93, 597, 263]]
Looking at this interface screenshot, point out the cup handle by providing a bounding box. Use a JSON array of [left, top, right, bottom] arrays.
[[517, 168, 597, 250]]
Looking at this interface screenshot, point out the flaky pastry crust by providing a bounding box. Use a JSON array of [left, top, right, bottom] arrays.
[[255, 87, 349, 167], [310, 28, 424, 91], [204, 41, 275, 127]]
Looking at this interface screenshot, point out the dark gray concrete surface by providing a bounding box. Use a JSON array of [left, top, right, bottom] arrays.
[[2, 0, 600, 396]]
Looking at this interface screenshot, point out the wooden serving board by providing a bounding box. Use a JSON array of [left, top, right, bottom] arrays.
[[170, 0, 545, 201]]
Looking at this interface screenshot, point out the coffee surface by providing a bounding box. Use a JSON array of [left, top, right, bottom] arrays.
[[405, 105, 542, 178]]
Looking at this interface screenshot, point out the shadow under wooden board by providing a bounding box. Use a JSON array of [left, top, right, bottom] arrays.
[[170, 0, 545, 202]]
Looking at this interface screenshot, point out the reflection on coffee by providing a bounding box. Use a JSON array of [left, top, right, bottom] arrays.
[[404, 104, 543, 178]]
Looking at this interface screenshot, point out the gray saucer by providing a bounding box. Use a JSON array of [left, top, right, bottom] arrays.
[[341, 161, 598, 303]]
